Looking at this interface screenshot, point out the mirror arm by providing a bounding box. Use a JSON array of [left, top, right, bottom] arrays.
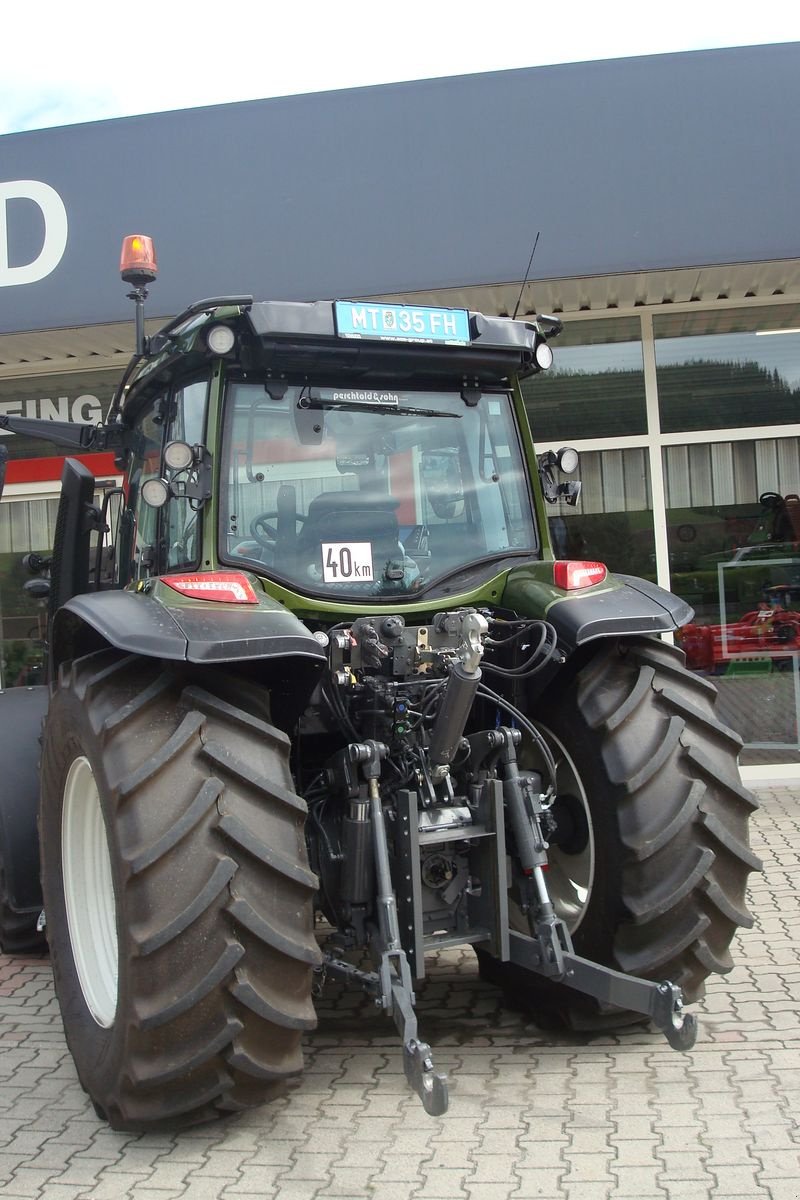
[[186, 448, 213, 504], [169, 449, 213, 507], [537, 451, 559, 504], [0, 415, 132, 453]]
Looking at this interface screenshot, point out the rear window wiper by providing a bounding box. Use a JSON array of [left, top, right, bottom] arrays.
[[297, 397, 459, 419]]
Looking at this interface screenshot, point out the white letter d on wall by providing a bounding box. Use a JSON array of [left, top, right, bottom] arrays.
[[0, 180, 68, 287]]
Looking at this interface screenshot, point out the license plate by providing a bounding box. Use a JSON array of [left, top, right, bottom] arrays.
[[334, 301, 470, 346]]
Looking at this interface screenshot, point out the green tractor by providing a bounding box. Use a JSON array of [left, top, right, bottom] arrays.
[[0, 237, 759, 1129]]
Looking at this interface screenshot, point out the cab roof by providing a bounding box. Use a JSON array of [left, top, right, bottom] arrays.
[[113, 296, 561, 418]]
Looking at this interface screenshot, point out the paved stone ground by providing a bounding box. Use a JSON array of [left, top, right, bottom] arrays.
[[0, 786, 798, 1200]]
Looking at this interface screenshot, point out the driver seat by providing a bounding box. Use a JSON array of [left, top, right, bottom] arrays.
[[297, 491, 404, 585]]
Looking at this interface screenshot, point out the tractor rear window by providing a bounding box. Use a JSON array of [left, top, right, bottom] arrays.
[[219, 383, 537, 600]]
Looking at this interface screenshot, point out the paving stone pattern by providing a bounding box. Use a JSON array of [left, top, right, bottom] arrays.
[[0, 786, 798, 1200]]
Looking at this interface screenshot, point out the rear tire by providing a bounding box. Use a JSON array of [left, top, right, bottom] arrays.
[[478, 636, 761, 1029], [39, 650, 319, 1130], [0, 685, 48, 955]]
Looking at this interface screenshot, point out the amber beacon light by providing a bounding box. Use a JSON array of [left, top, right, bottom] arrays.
[[120, 235, 158, 355], [120, 235, 158, 286]]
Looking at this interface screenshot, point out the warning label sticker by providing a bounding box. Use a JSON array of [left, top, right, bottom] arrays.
[[321, 542, 374, 583]]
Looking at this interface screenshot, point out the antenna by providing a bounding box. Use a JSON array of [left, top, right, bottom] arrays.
[[511, 231, 541, 322]]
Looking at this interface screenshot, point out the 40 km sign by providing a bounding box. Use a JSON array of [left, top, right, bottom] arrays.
[[322, 542, 374, 583]]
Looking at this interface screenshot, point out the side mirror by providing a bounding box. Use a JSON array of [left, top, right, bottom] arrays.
[[538, 446, 581, 505], [559, 480, 582, 507]]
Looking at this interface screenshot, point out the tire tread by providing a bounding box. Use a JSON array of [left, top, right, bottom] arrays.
[[588, 637, 759, 1003], [481, 633, 759, 1030], [39, 650, 317, 1130]]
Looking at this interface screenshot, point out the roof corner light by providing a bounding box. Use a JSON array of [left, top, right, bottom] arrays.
[[162, 572, 259, 604], [557, 446, 579, 474], [535, 341, 554, 370], [553, 560, 607, 590], [120, 235, 158, 286], [206, 324, 235, 355]]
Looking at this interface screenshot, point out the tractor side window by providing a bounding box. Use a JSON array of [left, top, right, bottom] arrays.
[[117, 379, 210, 585], [164, 379, 209, 570], [121, 399, 167, 583], [90, 485, 125, 590]]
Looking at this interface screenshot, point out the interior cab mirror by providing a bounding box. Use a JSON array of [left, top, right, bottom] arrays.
[[421, 450, 465, 520]]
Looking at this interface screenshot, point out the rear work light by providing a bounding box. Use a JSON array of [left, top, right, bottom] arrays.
[[553, 560, 608, 591], [162, 572, 259, 604]]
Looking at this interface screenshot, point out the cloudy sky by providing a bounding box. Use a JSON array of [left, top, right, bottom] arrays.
[[2, 0, 799, 136]]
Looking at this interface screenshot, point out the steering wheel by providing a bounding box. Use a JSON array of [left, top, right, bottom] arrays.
[[249, 510, 306, 547]]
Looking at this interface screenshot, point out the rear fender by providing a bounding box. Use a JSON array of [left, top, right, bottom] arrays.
[[503, 566, 693, 653], [51, 584, 326, 703]]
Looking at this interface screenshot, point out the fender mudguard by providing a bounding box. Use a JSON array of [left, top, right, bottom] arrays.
[[51, 587, 327, 676], [549, 573, 694, 652], [0, 686, 48, 912], [503, 568, 693, 653]]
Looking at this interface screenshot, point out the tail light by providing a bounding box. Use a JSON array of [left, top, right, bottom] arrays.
[[162, 572, 259, 604], [553, 560, 607, 590]]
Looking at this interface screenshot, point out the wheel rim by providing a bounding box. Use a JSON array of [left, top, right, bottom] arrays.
[[61, 756, 118, 1027], [520, 722, 596, 933]]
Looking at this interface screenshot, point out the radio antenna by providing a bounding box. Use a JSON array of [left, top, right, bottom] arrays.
[[511, 231, 541, 321]]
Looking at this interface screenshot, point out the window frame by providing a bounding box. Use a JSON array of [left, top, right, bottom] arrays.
[[119, 372, 211, 586], [216, 376, 541, 602]]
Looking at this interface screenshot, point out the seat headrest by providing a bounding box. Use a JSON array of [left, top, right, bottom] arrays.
[[306, 491, 400, 519]]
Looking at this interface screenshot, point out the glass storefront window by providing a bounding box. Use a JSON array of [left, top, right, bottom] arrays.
[[545, 446, 656, 580], [0, 365, 126, 686], [522, 316, 646, 441], [654, 304, 800, 434], [666, 436, 800, 767], [0, 486, 120, 689], [0, 497, 58, 688]]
